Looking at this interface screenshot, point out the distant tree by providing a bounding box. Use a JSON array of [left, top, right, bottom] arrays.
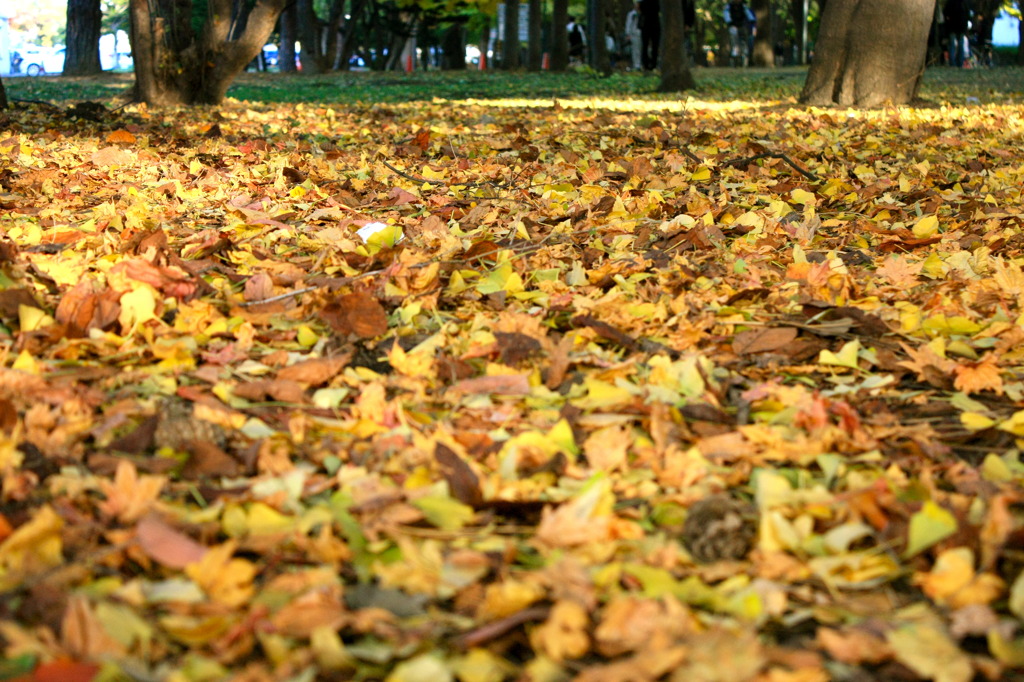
[[1019, 5, 1024, 65], [65, 0, 104, 75], [588, 0, 611, 75], [551, 0, 569, 70], [129, 0, 286, 105], [658, 0, 695, 91], [751, 0, 773, 66], [279, 5, 298, 72], [527, 0, 543, 70], [502, 0, 521, 67], [800, 0, 932, 106], [297, 0, 326, 74]]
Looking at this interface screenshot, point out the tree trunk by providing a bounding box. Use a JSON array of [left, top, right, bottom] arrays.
[[657, 0, 694, 91], [1019, 15, 1024, 66], [588, 0, 611, 74], [527, 0, 543, 71], [131, 0, 287, 105], [297, 0, 326, 73], [325, 0, 345, 68], [441, 23, 467, 69], [790, 0, 806, 64], [503, 0, 521, 68], [751, 0, 774, 67], [799, 0, 932, 107], [337, 0, 366, 71], [0, 77, 7, 110], [551, 0, 569, 70], [64, 0, 104, 75], [280, 4, 299, 72]]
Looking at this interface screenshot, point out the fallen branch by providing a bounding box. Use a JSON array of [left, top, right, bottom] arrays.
[[724, 152, 819, 182], [452, 606, 551, 650]]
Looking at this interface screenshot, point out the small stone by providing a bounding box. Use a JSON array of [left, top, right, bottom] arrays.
[[682, 494, 758, 563]]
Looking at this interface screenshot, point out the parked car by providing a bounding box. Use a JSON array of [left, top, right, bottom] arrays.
[[20, 46, 65, 76]]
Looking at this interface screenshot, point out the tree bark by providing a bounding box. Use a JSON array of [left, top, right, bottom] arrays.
[[297, 0, 326, 73], [527, 0, 543, 71], [325, 0, 346, 69], [799, 0, 933, 107], [131, 0, 287, 106], [280, 4, 299, 72], [1019, 14, 1024, 66], [64, 0, 104, 75], [503, 0, 521, 68], [551, 0, 569, 70], [751, 0, 774, 67], [441, 23, 467, 69], [790, 0, 806, 64], [657, 0, 694, 91], [588, 0, 611, 74]]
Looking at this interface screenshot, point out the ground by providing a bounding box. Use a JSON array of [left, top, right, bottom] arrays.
[[0, 67, 1023, 681]]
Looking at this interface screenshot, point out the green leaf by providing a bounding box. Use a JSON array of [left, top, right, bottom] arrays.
[[904, 501, 957, 558], [818, 340, 861, 370], [412, 494, 475, 531]]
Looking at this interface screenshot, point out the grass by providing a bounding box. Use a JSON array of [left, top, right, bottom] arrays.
[[4, 64, 1023, 108]]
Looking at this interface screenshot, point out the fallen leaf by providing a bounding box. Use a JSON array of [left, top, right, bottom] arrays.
[[135, 513, 209, 569]]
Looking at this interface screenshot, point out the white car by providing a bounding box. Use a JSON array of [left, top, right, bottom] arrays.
[[20, 46, 65, 76]]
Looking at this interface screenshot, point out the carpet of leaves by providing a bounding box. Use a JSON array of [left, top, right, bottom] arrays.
[[1, 85, 1024, 682]]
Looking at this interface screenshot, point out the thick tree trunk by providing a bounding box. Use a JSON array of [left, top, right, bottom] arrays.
[[588, 0, 611, 74], [551, 0, 569, 70], [65, 0, 104, 75], [751, 0, 773, 67], [297, 0, 326, 73], [657, 0, 694, 91], [325, 0, 345, 69], [503, 0, 521, 68], [527, 0, 543, 71], [131, 0, 287, 105], [441, 23, 467, 69], [280, 5, 299, 72], [799, 0, 933, 107]]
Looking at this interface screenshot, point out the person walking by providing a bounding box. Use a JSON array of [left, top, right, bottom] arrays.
[[725, 0, 754, 67], [625, 2, 642, 71], [639, 0, 660, 71], [944, 0, 972, 67]]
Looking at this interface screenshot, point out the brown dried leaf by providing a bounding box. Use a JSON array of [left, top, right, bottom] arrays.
[[320, 291, 389, 338], [276, 355, 349, 385], [733, 327, 798, 355], [135, 513, 209, 569]]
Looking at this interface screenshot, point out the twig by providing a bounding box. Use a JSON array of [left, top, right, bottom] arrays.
[[381, 157, 447, 186], [724, 152, 819, 182], [239, 286, 321, 307], [452, 606, 551, 650], [380, 156, 525, 192]]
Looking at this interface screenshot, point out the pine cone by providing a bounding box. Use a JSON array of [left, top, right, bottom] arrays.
[[682, 495, 758, 563], [153, 400, 228, 452]]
